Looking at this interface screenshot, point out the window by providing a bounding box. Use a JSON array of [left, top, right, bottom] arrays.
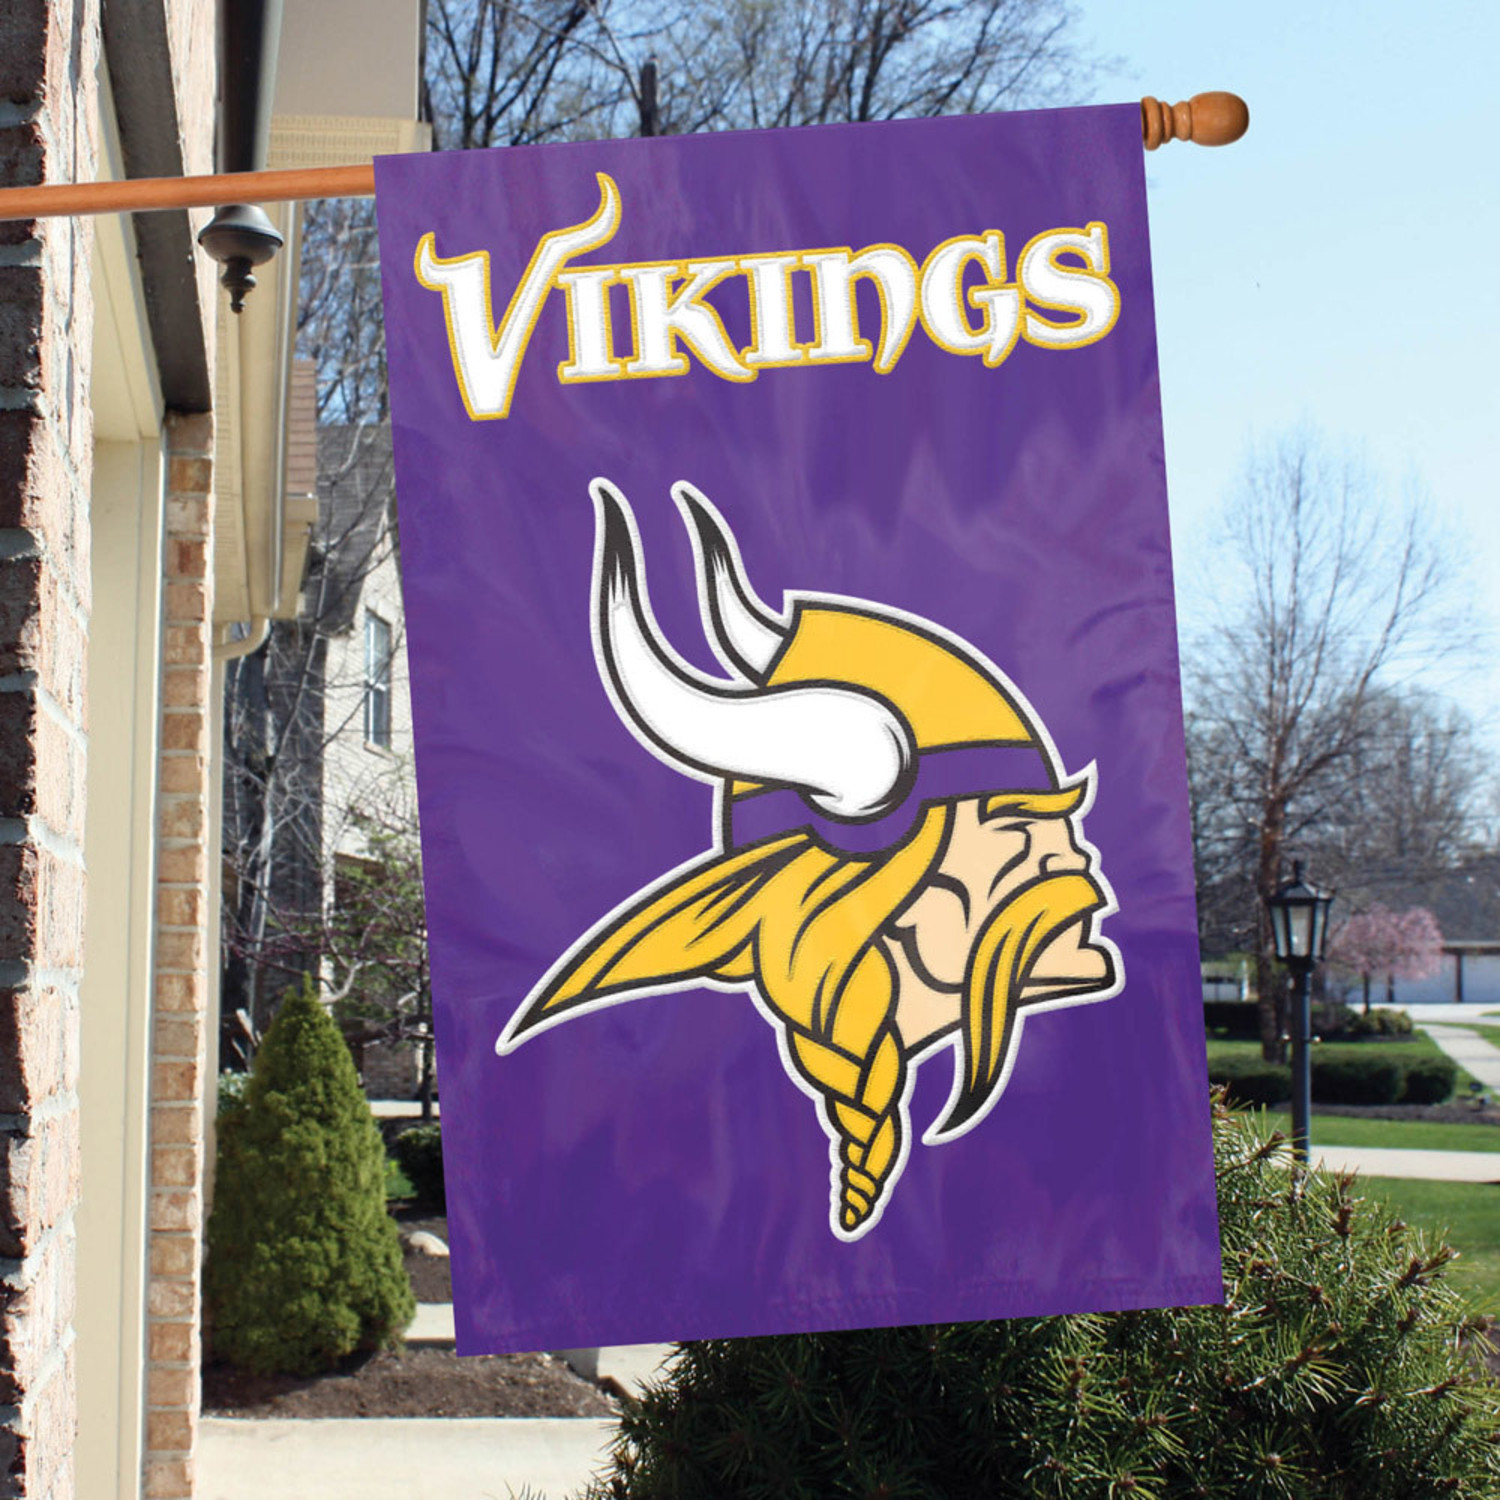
[[364, 611, 392, 749]]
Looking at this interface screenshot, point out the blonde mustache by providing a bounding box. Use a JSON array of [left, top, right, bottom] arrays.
[[933, 871, 1109, 1138]]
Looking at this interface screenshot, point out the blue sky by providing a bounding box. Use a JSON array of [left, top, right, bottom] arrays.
[[1075, 1, 1499, 751]]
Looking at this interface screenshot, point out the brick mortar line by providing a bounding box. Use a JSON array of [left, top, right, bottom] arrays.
[[0, 816, 85, 869], [0, 99, 43, 128], [0, 506, 94, 629], [0, 1205, 78, 1290], [36, 373, 96, 512], [13, 1325, 76, 1419], [30, 677, 89, 751], [0, 244, 42, 271], [0, 1088, 80, 1136], [0, 960, 82, 992]]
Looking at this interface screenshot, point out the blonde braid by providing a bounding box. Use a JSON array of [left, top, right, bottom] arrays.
[[521, 809, 951, 1235], [750, 809, 950, 1233]]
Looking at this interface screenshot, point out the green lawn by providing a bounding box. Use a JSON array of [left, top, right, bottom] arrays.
[[1258, 1109, 1500, 1153], [1467, 1022, 1500, 1052], [1205, 1036, 1500, 1313], [1356, 1177, 1500, 1314]]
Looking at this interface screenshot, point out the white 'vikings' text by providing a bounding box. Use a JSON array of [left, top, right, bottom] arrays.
[[415, 173, 1121, 421]]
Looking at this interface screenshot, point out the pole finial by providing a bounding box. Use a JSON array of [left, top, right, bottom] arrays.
[[1141, 92, 1250, 150]]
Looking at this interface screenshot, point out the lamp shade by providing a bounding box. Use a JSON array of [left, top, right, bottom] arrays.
[[1266, 860, 1334, 964]]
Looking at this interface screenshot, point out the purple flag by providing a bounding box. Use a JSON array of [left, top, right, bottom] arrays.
[[375, 105, 1222, 1356]]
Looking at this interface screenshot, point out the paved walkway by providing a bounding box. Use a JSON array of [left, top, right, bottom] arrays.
[[198, 1416, 615, 1500], [1418, 1022, 1500, 1091], [1408, 1005, 1500, 1025], [1313, 1144, 1500, 1183]]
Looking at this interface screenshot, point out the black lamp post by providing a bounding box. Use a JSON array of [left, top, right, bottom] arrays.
[[1265, 860, 1334, 1163]]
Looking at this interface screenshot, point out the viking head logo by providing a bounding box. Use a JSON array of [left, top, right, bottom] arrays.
[[500, 479, 1122, 1240]]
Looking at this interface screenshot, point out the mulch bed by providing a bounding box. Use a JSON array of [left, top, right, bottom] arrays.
[[1312, 1102, 1500, 1126], [202, 1345, 617, 1419], [202, 1208, 618, 1419], [398, 1209, 453, 1303]]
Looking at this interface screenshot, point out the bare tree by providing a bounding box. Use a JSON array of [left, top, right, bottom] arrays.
[[221, 425, 408, 1045], [224, 0, 1099, 1060], [652, 0, 1093, 130], [1185, 434, 1476, 1059]]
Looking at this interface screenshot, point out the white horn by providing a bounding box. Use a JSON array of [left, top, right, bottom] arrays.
[[671, 481, 786, 682], [590, 479, 914, 821]]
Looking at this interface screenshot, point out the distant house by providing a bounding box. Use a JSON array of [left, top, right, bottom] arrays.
[[1368, 853, 1500, 1006], [220, 419, 420, 1095]]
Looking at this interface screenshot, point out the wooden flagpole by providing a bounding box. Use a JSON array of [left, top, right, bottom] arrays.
[[0, 94, 1247, 223]]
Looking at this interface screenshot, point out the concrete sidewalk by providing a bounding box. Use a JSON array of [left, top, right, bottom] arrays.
[[1418, 1023, 1500, 1091], [371, 1099, 441, 1119], [199, 1417, 615, 1500], [1313, 1144, 1500, 1183]]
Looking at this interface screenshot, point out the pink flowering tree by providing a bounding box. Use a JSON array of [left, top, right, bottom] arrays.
[[1328, 904, 1444, 1012]]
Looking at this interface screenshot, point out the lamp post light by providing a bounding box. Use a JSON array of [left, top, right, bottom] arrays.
[[1265, 861, 1334, 1164]]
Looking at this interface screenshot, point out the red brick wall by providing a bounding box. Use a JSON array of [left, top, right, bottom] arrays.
[[144, 415, 215, 1500], [0, 3, 100, 1495]]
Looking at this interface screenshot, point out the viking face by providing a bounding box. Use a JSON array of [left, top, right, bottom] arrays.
[[499, 479, 1122, 1239], [886, 798, 1113, 1053]]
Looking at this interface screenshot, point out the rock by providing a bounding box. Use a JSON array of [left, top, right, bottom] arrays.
[[404, 1230, 450, 1258]]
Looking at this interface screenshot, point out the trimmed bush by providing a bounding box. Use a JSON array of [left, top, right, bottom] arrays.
[[205, 977, 414, 1375], [1312, 1001, 1358, 1036], [391, 1123, 445, 1209], [585, 1103, 1500, 1499], [1205, 1052, 1290, 1107], [1311, 1051, 1403, 1105], [1402, 1056, 1458, 1105], [1347, 1006, 1414, 1039]]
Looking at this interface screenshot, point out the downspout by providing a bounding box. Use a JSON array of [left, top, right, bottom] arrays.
[[215, 618, 271, 662], [208, 0, 288, 664]]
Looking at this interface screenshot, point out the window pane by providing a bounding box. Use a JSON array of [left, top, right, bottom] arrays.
[[365, 612, 393, 748]]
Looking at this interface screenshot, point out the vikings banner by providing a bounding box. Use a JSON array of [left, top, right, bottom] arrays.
[[375, 105, 1222, 1355]]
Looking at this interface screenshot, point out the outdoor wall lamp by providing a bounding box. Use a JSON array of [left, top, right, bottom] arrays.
[[197, 203, 284, 313], [1266, 860, 1335, 1164]]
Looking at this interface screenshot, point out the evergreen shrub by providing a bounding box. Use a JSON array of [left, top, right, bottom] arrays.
[[217, 1069, 250, 1119], [391, 1123, 446, 1209], [1205, 1052, 1290, 1107], [1402, 1056, 1458, 1105], [587, 1101, 1500, 1500], [1311, 1052, 1404, 1105], [1311, 1000, 1358, 1036], [205, 977, 415, 1375], [1347, 1007, 1415, 1038]]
